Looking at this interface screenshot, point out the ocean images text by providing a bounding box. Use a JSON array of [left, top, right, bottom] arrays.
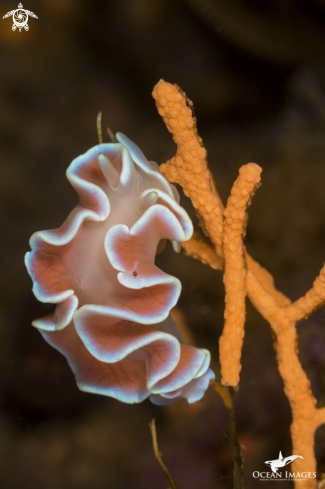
[[252, 471, 317, 480]]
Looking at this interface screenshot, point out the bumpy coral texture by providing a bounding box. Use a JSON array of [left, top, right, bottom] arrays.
[[153, 80, 325, 486], [220, 163, 261, 386], [152, 80, 225, 259], [25, 133, 215, 405]]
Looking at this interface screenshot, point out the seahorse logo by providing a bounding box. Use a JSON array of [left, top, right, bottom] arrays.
[[3, 3, 38, 32]]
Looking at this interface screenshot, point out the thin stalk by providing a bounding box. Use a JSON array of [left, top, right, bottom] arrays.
[[149, 418, 178, 489], [211, 381, 244, 489]]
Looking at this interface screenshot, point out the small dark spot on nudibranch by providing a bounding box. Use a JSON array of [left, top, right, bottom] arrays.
[[133, 271, 138, 276]]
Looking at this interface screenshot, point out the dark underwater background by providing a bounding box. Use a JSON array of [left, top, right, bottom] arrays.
[[1, 0, 325, 487]]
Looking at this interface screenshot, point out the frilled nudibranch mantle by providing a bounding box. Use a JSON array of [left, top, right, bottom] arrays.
[[25, 133, 214, 404]]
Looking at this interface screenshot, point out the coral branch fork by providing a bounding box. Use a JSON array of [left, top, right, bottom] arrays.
[[153, 79, 325, 488]]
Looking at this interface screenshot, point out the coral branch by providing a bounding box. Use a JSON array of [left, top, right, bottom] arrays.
[[149, 418, 178, 489], [247, 258, 325, 479], [211, 382, 243, 489], [247, 270, 319, 486], [286, 263, 325, 322], [182, 231, 223, 270], [153, 81, 290, 310], [246, 254, 291, 307], [182, 232, 290, 307], [152, 80, 224, 258], [246, 271, 283, 324], [316, 407, 325, 427], [219, 163, 261, 386], [153, 79, 325, 488]]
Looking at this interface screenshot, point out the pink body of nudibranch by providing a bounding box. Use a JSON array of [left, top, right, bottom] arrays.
[[25, 133, 215, 404]]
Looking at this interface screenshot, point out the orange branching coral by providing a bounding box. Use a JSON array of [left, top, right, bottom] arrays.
[[220, 163, 261, 387], [152, 80, 224, 259], [246, 254, 290, 307], [183, 234, 290, 306], [153, 79, 325, 488], [182, 231, 223, 270], [286, 265, 325, 322], [246, 270, 325, 484], [152, 80, 286, 305]]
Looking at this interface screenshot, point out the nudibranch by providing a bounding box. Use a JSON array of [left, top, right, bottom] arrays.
[[25, 133, 215, 404]]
